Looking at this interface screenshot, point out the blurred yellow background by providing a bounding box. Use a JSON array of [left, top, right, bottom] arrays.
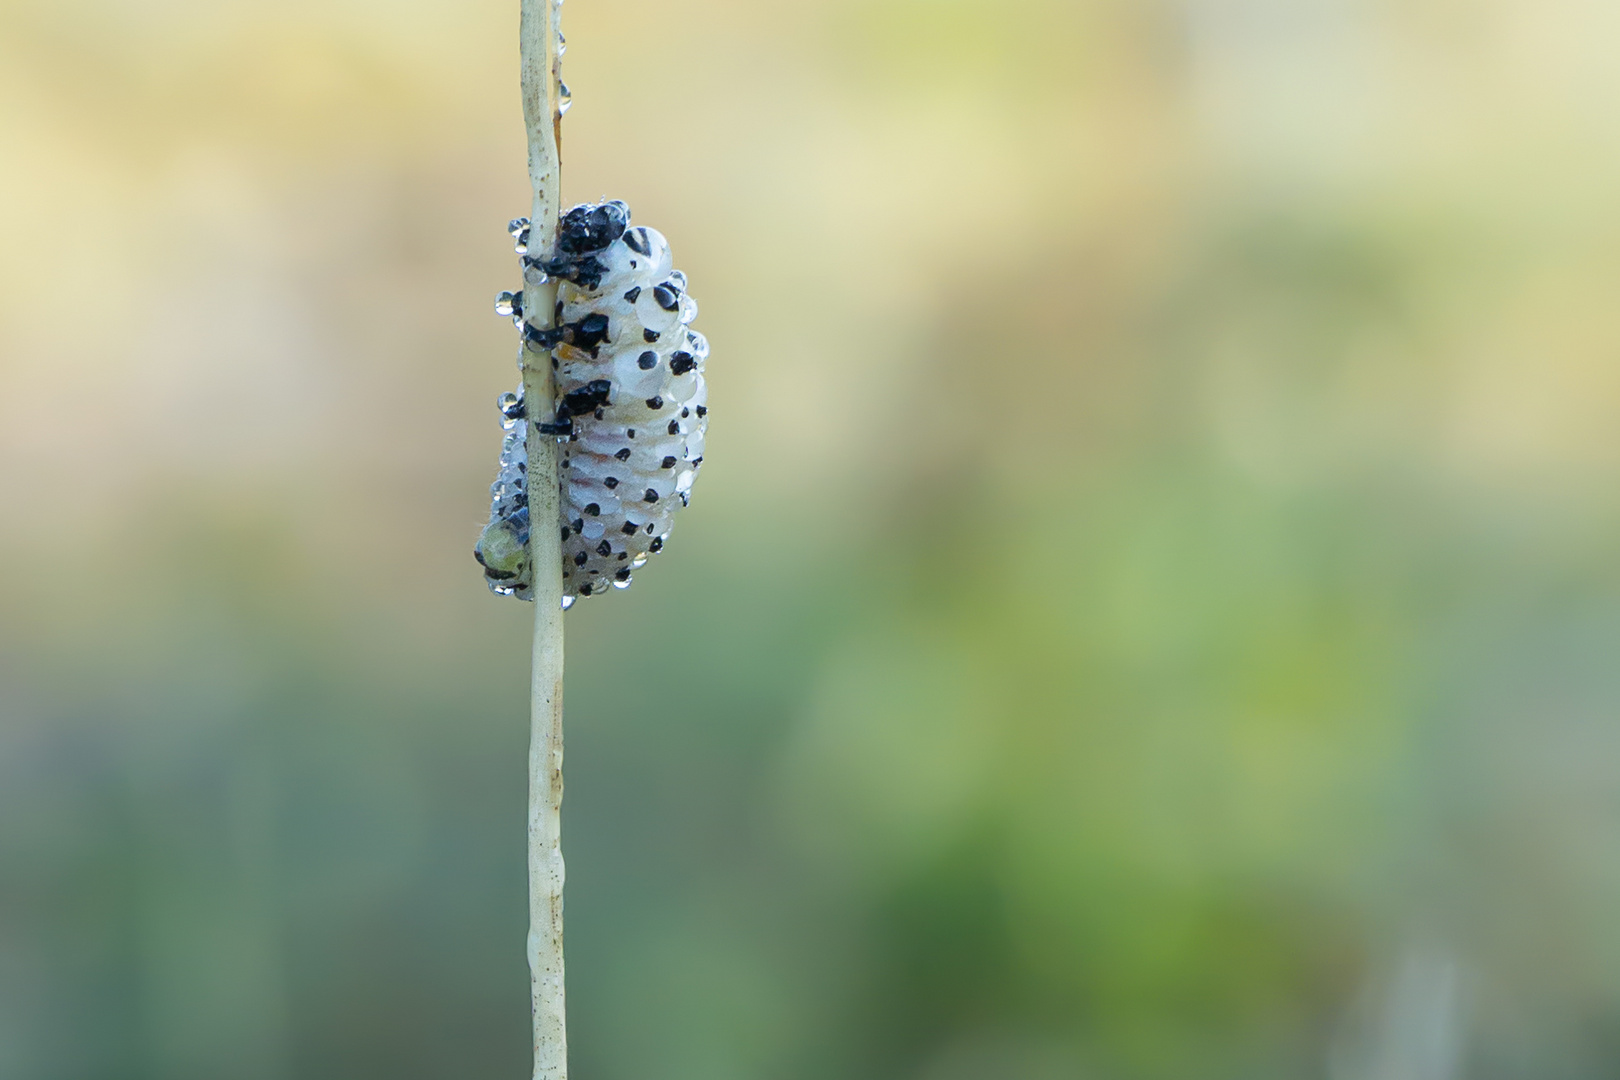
[[3, 0, 1620, 1076]]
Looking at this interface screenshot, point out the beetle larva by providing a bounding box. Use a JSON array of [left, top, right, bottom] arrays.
[[476, 201, 707, 606]]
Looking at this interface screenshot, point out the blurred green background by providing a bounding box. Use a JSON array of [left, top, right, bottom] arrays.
[[3, 0, 1620, 1077]]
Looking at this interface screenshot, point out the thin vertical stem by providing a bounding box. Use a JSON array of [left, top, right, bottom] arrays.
[[519, 0, 565, 1078]]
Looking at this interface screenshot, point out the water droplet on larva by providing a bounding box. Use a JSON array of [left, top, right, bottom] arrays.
[[495, 291, 517, 318], [556, 31, 567, 56], [558, 82, 573, 115], [508, 218, 531, 255]]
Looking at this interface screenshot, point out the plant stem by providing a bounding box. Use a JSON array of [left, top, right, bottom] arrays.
[[519, 0, 565, 1077]]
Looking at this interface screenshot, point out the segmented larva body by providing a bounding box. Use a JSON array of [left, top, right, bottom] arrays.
[[475, 201, 707, 606]]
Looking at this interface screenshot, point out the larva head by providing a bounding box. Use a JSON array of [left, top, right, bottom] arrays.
[[545, 201, 633, 289], [556, 201, 630, 256]]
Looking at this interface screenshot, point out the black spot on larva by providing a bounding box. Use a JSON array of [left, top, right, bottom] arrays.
[[680, 407, 690, 418], [621, 521, 639, 534], [667, 420, 681, 435], [570, 313, 611, 355], [695, 405, 707, 417], [501, 395, 527, 420], [653, 285, 679, 311], [580, 583, 594, 596], [623, 227, 651, 256], [545, 254, 609, 290], [603, 477, 619, 489], [643, 328, 660, 343], [661, 456, 677, 469], [646, 396, 663, 409], [560, 527, 571, 542], [643, 489, 659, 503], [649, 537, 664, 553], [627, 428, 637, 438], [574, 551, 588, 566], [555, 300, 564, 320], [617, 552, 628, 561], [638, 351, 658, 370], [646, 523, 656, 534], [596, 540, 612, 556], [571, 518, 584, 533], [558, 379, 612, 419], [615, 568, 632, 581], [594, 408, 605, 420], [623, 286, 641, 304], [524, 322, 566, 350], [584, 503, 600, 516], [615, 447, 631, 461], [669, 351, 696, 375], [536, 420, 573, 435]]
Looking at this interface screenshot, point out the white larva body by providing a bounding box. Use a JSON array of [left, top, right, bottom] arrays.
[[476, 201, 707, 606]]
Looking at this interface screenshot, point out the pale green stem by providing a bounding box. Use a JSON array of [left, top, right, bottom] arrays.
[[519, 0, 566, 1077]]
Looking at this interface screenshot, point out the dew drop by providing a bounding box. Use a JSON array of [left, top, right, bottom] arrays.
[[508, 217, 531, 255], [495, 291, 517, 318], [561, 595, 575, 611], [558, 81, 573, 116]]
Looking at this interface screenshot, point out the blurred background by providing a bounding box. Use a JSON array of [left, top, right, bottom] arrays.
[[3, 0, 1620, 1076]]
